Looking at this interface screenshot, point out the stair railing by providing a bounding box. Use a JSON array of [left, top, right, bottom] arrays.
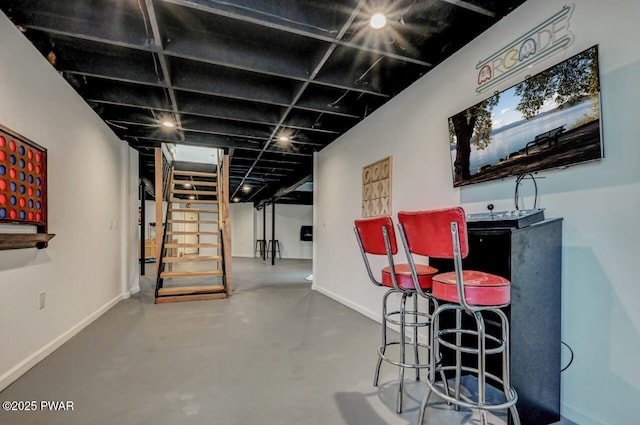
[[154, 161, 174, 297]]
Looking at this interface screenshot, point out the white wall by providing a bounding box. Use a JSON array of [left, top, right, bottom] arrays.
[[230, 202, 256, 257], [230, 202, 312, 259], [142, 200, 161, 240], [171, 144, 218, 164], [123, 147, 140, 294], [0, 13, 136, 390], [314, 1, 640, 424], [256, 204, 313, 259]]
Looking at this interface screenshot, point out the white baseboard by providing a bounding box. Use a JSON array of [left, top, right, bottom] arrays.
[[0, 293, 126, 392], [312, 285, 436, 342], [125, 286, 141, 298], [562, 402, 614, 425], [312, 284, 382, 324]]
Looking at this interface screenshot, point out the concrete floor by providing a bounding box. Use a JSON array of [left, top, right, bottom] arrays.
[[0, 258, 573, 425]]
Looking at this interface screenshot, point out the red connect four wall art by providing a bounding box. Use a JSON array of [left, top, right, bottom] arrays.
[[0, 125, 47, 227]]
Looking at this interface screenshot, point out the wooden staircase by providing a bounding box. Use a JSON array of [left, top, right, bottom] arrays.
[[154, 165, 231, 303]]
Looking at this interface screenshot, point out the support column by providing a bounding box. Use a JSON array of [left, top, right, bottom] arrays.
[[262, 205, 267, 261], [140, 182, 146, 276], [271, 198, 276, 266]]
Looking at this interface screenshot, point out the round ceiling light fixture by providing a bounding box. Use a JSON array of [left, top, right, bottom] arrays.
[[278, 135, 290, 143], [233, 197, 240, 203], [242, 185, 252, 193], [370, 13, 387, 29], [162, 120, 175, 128]]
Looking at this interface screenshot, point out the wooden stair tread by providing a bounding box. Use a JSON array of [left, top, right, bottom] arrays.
[[155, 293, 227, 303], [169, 208, 217, 213], [157, 285, 225, 296], [173, 170, 217, 178], [154, 161, 230, 303], [164, 243, 220, 248], [160, 270, 223, 278], [167, 220, 219, 224], [172, 189, 218, 195], [166, 230, 219, 235], [173, 179, 217, 187], [170, 199, 218, 204], [163, 255, 222, 263]]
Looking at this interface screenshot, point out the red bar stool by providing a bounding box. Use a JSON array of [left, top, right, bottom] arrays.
[[354, 216, 438, 413], [397, 208, 520, 425]]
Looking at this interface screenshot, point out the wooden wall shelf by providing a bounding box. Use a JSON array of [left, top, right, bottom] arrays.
[[0, 233, 55, 250]]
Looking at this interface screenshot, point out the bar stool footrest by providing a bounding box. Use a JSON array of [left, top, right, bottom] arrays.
[[385, 309, 431, 328], [437, 328, 506, 356], [426, 376, 519, 411], [377, 342, 432, 369]]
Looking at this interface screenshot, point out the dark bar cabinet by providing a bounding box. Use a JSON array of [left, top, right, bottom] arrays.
[[430, 218, 562, 425]]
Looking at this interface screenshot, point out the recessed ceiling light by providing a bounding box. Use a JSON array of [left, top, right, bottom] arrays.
[[370, 13, 387, 29], [182, 183, 192, 189], [233, 197, 240, 203], [188, 195, 195, 200], [278, 135, 289, 142], [242, 185, 251, 193], [162, 121, 175, 128]]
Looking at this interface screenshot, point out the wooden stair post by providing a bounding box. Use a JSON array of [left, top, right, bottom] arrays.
[[219, 154, 232, 295]]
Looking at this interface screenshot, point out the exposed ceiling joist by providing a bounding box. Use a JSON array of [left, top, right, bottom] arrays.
[[2, 0, 526, 205]]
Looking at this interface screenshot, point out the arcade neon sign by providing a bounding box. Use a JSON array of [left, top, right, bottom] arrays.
[[476, 4, 575, 94]]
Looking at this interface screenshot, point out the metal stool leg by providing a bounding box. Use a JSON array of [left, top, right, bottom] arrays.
[[413, 294, 420, 381], [454, 308, 462, 410], [480, 410, 489, 425], [376, 290, 432, 415], [499, 309, 521, 425], [397, 292, 408, 413], [266, 240, 281, 258], [475, 311, 487, 419], [254, 239, 265, 257], [374, 290, 394, 386], [418, 307, 439, 425], [354, 217, 435, 418], [418, 304, 519, 425]]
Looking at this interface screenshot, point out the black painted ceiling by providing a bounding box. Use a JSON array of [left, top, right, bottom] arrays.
[[1, 0, 526, 205]]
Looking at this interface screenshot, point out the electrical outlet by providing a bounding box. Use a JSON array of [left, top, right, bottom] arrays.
[[39, 291, 45, 309]]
